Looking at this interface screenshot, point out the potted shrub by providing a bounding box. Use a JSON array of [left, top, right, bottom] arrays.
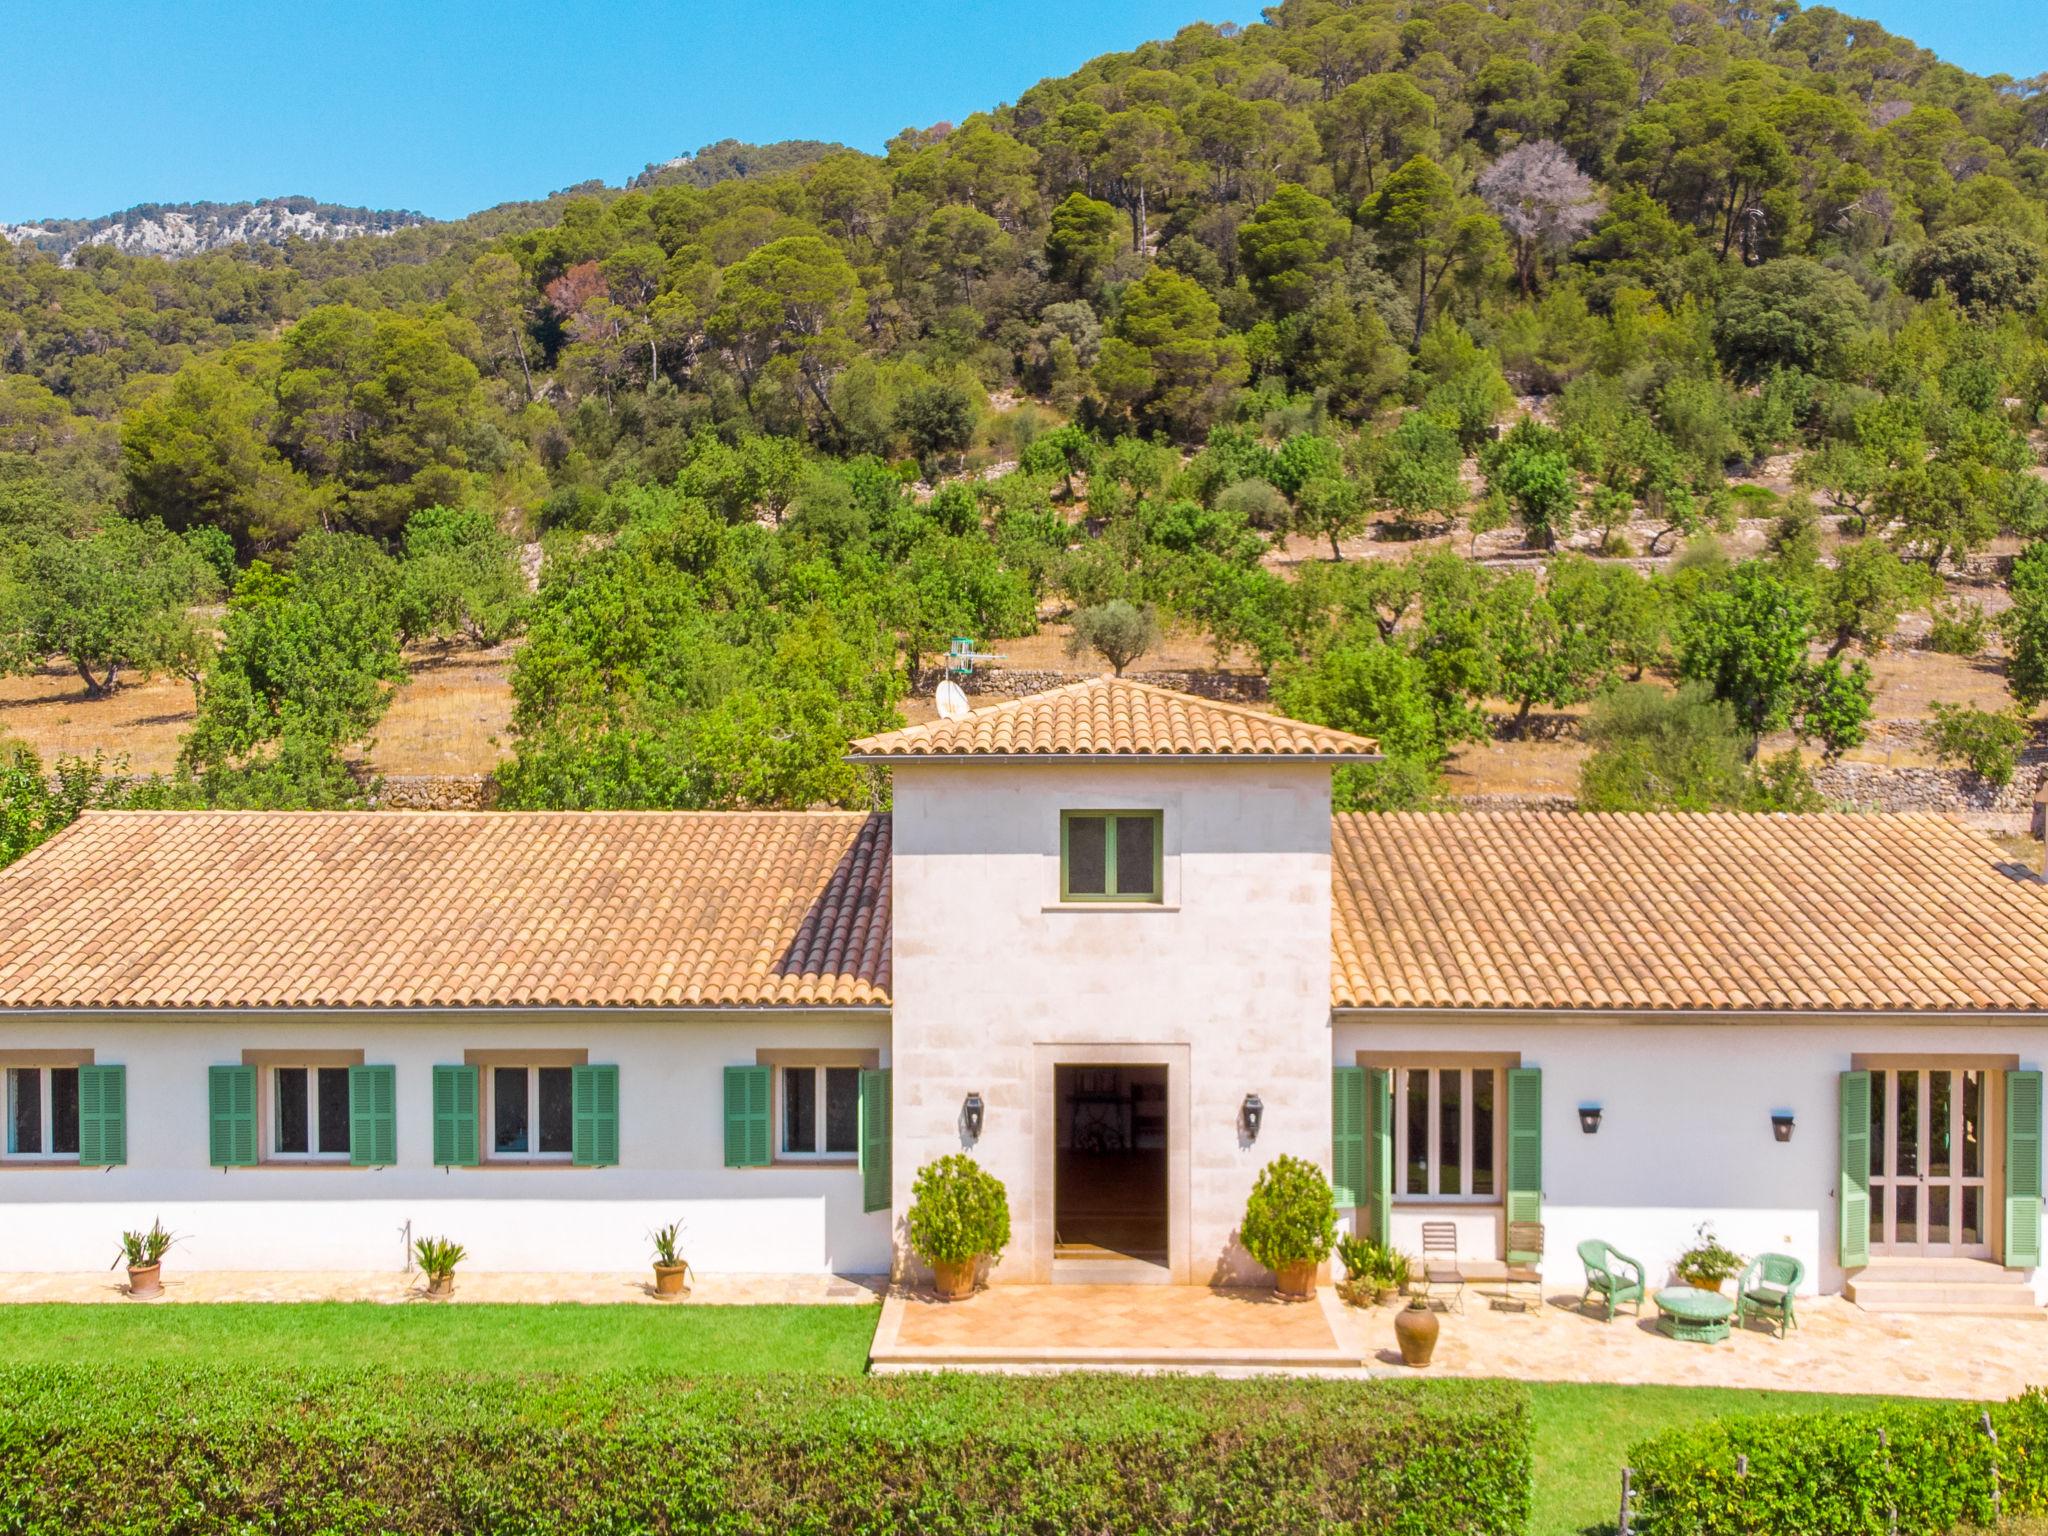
[[413, 1235, 467, 1300], [649, 1220, 691, 1300], [1240, 1154, 1338, 1301], [1675, 1223, 1743, 1294], [905, 1153, 1011, 1300], [112, 1219, 177, 1299], [1336, 1235, 1411, 1306]]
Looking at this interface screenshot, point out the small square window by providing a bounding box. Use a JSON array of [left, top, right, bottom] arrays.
[[776, 1064, 864, 1159], [1061, 811, 1161, 903], [5, 1066, 81, 1161], [489, 1065, 576, 1161]]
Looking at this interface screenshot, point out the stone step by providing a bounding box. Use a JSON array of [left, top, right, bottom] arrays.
[[1847, 1279, 2040, 1307], [1854, 1259, 2031, 1285], [1844, 1297, 2048, 1320]]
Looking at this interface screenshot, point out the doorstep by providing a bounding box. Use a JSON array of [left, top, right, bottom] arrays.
[[868, 1283, 1372, 1376]]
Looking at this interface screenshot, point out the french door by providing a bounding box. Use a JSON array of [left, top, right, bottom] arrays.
[[1868, 1066, 1993, 1258]]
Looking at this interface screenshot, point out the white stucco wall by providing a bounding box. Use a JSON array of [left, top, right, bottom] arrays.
[[0, 1011, 891, 1274], [888, 760, 1334, 1284], [1334, 1014, 2048, 1298]]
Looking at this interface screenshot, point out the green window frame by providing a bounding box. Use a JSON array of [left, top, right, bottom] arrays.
[[1059, 810, 1163, 903]]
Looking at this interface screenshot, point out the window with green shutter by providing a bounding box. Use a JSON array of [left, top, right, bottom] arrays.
[[1060, 811, 1163, 902], [432, 1065, 479, 1167], [724, 1065, 771, 1168], [2006, 1069, 2042, 1269], [77, 1064, 126, 1167], [1365, 1067, 1393, 1248], [1505, 1067, 1542, 1226], [209, 1065, 257, 1168], [1331, 1067, 1365, 1209], [1839, 1070, 1872, 1270], [348, 1065, 396, 1167], [572, 1064, 619, 1167], [859, 1068, 891, 1212]]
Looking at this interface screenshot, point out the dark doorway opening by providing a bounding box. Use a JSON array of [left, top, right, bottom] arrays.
[[1054, 1064, 1168, 1266]]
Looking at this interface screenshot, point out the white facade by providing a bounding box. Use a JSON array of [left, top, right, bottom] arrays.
[[1335, 1014, 2048, 1301], [0, 1011, 891, 1275], [888, 760, 1334, 1285]]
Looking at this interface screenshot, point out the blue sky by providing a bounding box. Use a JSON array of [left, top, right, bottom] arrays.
[[3, 0, 2043, 225]]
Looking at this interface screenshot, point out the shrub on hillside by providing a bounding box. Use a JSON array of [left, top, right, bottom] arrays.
[[0, 1368, 1533, 1535]]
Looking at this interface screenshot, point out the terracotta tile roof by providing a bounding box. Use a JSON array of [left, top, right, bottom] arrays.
[[0, 811, 890, 1010], [1332, 811, 2048, 1013], [848, 676, 1380, 760]]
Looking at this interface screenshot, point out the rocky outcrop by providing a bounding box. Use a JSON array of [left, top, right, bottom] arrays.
[[3, 198, 427, 260]]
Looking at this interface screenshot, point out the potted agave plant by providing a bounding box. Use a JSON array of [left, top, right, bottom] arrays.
[[1240, 1154, 1338, 1301], [413, 1235, 467, 1300], [905, 1154, 1011, 1300], [112, 1219, 177, 1299], [650, 1220, 692, 1299]]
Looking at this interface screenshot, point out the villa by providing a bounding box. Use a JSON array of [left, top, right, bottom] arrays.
[[2, 676, 2046, 1314]]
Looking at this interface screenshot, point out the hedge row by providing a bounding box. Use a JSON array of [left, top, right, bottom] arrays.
[[1629, 1389, 2048, 1535], [0, 1367, 1531, 1535]]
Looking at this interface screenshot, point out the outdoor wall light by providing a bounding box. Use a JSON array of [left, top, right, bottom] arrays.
[[1771, 1110, 1796, 1143], [962, 1092, 985, 1142], [1241, 1093, 1264, 1142], [1578, 1104, 1603, 1135]]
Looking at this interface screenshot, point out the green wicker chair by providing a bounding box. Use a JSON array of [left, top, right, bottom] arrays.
[[1736, 1253, 1803, 1337], [1576, 1238, 1646, 1321]]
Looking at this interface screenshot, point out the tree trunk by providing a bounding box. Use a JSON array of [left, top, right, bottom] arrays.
[[1330, 528, 1345, 561], [510, 330, 534, 402]]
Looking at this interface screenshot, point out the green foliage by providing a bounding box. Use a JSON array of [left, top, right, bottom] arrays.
[[1065, 598, 1160, 676], [113, 1219, 178, 1270], [904, 1154, 1012, 1267], [1629, 1389, 2048, 1536], [0, 1367, 1533, 1536], [648, 1221, 686, 1268], [1275, 631, 1448, 810], [412, 1235, 467, 1283], [2002, 542, 2048, 710], [1928, 598, 1991, 657], [0, 745, 132, 869], [1095, 268, 1248, 439], [1481, 419, 1576, 550], [1928, 703, 2029, 788], [1239, 1154, 1339, 1272], [1237, 184, 1350, 314], [1673, 1222, 1743, 1288], [1905, 227, 2046, 318], [395, 505, 530, 647], [10, 518, 218, 694], [1712, 259, 1869, 383], [1045, 192, 1120, 290], [1370, 413, 1466, 533], [1675, 562, 1815, 744], [1578, 683, 1820, 812]]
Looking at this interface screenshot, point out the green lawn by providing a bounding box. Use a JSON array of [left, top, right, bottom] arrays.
[[0, 1308, 1962, 1534], [1525, 1382, 1906, 1536], [0, 1302, 879, 1375]]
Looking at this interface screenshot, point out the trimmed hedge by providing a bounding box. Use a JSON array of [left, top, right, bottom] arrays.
[[1628, 1389, 2048, 1535], [0, 1368, 1531, 1535]]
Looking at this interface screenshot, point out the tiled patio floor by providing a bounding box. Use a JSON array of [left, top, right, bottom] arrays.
[[875, 1282, 2047, 1393], [0, 1270, 886, 1306]]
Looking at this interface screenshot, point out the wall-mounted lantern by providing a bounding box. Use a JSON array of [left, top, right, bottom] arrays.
[[1578, 1103, 1604, 1135], [962, 1092, 985, 1142], [1240, 1093, 1264, 1142], [1771, 1110, 1795, 1143]]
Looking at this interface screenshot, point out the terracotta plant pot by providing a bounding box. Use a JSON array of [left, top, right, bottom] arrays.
[[126, 1263, 162, 1299], [652, 1262, 691, 1299], [1275, 1259, 1317, 1301], [1376, 1285, 1401, 1306], [1684, 1277, 1725, 1294], [931, 1257, 978, 1300], [1395, 1299, 1439, 1367], [424, 1274, 455, 1300]]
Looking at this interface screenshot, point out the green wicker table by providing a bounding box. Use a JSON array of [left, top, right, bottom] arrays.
[[1655, 1285, 1734, 1343]]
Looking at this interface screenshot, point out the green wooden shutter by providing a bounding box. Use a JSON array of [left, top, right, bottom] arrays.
[[1366, 1067, 1393, 1249], [1331, 1066, 1366, 1210], [859, 1068, 892, 1213], [2005, 1069, 2043, 1268], [724, 1065, 771, 1168], [209, 1065, 256, 1168], [76, 1065, 126, 1167], [1505, 1067, 1542, 1226], [1839, 1069, 1872, 1270], [573, 1064, 620, 1167], [349, 1065, 396, 1167], [432, 1065, 478, 1168]]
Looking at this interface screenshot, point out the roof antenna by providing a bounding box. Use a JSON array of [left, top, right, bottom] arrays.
[[936, 635, 1002, 720]]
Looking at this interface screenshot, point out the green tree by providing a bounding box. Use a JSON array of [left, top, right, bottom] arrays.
[[13, 520, 218, 695], [1044, 193, 1121, 290], [2001, 542, 2048, 710], [1368, 413, 1466, 534], [1092, 268, 1247, 440], [1579, 683, 1820, 812], [1808, 538, 1938, 657], [395, 505, 531, 648], [1274, 632, 1446, 810], [894, 380, 978, 480], [1065, 599, 1159, 676], [1927, 702, 2029, 787], [0, 744, 133, 869], [1236, 184, 1350, 315], [708, 236, 866, 431], [1371, 156, 1505, 346], [1481, 418, 1576, 549], [1711, 259, 1869, 383], [1904, 228, 2045, 318]]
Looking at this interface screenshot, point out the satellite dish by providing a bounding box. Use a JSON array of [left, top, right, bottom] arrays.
[[936, 678, 970, 719]]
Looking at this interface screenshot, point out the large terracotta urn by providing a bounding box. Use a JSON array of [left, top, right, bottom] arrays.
[[1395, 1297, 1439, 1367]]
